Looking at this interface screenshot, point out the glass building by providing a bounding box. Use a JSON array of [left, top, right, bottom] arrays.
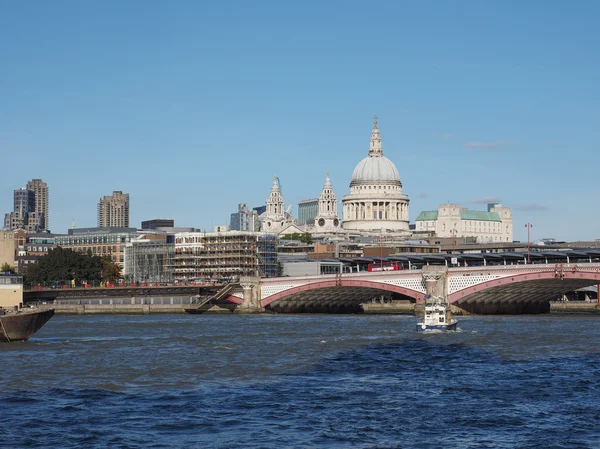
[[298, 199, 319, 225]]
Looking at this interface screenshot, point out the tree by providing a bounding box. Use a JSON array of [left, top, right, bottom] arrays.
[[299, 233, 313, 244], [0, 262, 15, 273], [24, 247, 115, 286], [101, 257, 121, 283]]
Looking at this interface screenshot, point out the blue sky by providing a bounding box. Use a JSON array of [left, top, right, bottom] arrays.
[[1, 1, 598, 241]]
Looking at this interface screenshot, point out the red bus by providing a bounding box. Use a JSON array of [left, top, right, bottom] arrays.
[[368, 262, 402, 272]]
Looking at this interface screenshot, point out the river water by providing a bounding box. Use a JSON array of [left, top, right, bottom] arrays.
[[1, 314, 600, 448]]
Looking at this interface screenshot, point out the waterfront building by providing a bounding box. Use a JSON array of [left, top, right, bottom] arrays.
[[141, 218, 175, 230], [54, 227, 140, 268], [230, 204, 258, 232], [0, 230, 16, 269], [98, 191, 130, 228], [297, 199, 319, 226], [342, 117, 410, 234], [26, 179, 49, 231], [415, 203, 513, 243], [14, 233, 57, 273], [124, 234, 173, 284], [169, 231, 278, 282], [312, 173, 342, 236], [0, 272, 23, 309], [258, 177, 295, 234]]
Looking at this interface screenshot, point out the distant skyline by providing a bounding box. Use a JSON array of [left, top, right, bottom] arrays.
[[1, 1, 599, 241]]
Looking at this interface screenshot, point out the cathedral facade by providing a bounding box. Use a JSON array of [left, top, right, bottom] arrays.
[[342, 117, 410, 233]]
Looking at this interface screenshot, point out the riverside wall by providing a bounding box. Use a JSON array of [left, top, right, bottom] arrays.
[[35, 300, 600, 315]]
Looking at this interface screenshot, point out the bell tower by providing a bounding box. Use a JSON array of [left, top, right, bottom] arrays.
[[314, 173, 341, 233]]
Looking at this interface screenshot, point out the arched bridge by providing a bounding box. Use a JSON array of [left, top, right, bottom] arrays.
[[228, 263, 600, 314]]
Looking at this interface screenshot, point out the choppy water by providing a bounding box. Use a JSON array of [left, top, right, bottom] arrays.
[[2, 314, 600, 448]]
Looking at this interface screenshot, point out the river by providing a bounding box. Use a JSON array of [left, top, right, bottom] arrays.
[[1, 314, 600, 448]]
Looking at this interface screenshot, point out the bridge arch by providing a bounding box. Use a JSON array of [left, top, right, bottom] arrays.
[[449, 268, 600, 314], [261, 279, 425, 308]]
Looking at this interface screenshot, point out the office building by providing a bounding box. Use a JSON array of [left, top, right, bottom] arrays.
[[142, 219, 175, 230], [297, 199, 319, 226], [230, 204, 258, 232], [26, 179, 49, 231], [98, 191, 130, 228]]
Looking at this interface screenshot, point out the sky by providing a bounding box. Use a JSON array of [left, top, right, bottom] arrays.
[[1, 1, 599, 242]]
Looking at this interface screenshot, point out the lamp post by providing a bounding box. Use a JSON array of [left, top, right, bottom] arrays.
[[525, 223, 533, 264], [450, 227, 457, 254]]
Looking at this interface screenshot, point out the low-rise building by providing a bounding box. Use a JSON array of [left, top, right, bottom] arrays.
[[54, 227, 140, 268], [169, 231, 278, 282], [415, 203, 513, 243], [124, 234, 173, 284], [0, 230, 16, 269], [0, 273, 23, 308]]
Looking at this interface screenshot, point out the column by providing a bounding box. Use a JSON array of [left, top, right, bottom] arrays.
[[240, 281, 256, 309]]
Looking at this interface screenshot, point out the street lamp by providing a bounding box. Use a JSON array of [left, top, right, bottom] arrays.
[[525, 223, 533, 264]]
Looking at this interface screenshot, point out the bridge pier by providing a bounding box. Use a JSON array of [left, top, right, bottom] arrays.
[[416, 266, 448, 315], [237, 276, 262, 313]]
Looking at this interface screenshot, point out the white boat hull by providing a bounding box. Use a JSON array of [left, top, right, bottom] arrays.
[[416, 320, 457, 332]]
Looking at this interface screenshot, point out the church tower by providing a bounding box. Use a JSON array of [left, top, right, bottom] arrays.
[[313, 173, 341, 234], [260, 176, 291, 233]]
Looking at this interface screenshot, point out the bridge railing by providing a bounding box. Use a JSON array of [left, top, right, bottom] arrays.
[[25, 280, 225, 291]]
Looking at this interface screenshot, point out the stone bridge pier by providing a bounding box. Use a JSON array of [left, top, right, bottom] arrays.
[[415, 266, 448, 315], [237, 276, 262, 313]]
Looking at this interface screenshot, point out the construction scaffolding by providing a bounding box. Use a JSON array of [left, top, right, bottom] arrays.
[[168, 231, 278, 283], [124, 241, 173, 284]]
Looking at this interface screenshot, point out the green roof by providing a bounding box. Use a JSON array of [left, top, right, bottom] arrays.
[[460, 210, 501, 222], [415, 211, 438, 221], [415, 210, 501, 222]]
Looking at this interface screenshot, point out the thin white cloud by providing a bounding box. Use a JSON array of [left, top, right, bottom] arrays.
[[464, 141, 511, 150], [418, 192, 429, 198]]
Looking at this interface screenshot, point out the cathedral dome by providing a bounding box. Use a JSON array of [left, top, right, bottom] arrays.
[[351, 155, 400, 185]]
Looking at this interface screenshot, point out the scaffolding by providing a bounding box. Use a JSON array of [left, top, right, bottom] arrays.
[[168, 231, 278, 283], [124, 241, 173, 284]]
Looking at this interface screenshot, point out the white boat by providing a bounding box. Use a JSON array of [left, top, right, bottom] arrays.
[[416, 295, 457, 332]]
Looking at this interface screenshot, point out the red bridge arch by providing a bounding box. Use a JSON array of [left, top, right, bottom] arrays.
[[449, 268, 600, 304], [261, 279, 425, 308]]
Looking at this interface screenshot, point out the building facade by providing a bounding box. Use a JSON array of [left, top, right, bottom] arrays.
[[141, 219, 175, 230], [4, 182, 47, 232], [415, 203, 513, 243], [124, 235, 173, 284], [259, 177, 294, 234], [169, 231, 278, 282], [0, 230, 16, 269], [26, 179, 49, 231], [98, 191, 130, 228], [54, 227, 140, 268], [312, 173, 342, 236], [342, 117, 410, 233], [230, 204, 258, 232], [297, 199, 319, 226]]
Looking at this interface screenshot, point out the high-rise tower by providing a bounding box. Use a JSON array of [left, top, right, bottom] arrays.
[[98, 191, 130, 228], [26, 179, 49, 231]]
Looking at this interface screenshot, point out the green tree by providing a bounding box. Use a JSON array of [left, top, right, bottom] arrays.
[[299, 233, 313, 244], [0, 262, 15, 273], [24, 247, 105, 286]]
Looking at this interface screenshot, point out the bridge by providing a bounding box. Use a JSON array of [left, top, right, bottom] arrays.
[[24, 261, 600, 315], [228, 262, 600, 314]]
